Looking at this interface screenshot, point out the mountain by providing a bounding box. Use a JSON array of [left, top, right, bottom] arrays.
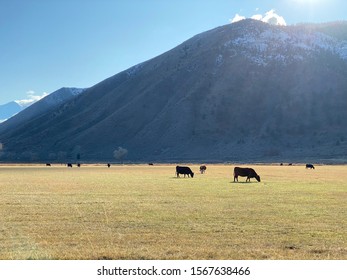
[[0, 101, 22, 122], [1, 19, 347, 163], [0, 88, 85, 124], [0, 87, 85, 135], [0, 95, 49, 123]]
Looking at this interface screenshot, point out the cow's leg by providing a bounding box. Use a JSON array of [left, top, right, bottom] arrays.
[[246, 177, 250, 182], [234, 175, 237, 182]]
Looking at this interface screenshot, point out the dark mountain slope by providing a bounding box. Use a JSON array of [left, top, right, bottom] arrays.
[[1, 19, 347, 162]]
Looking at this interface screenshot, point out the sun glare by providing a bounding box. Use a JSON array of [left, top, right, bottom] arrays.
[[294, 0, 323, 4]]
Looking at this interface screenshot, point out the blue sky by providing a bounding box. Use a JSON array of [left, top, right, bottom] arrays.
[[1, 0, 347, 105]]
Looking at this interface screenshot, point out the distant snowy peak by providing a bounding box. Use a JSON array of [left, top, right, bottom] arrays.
[[223, 19, 347, 66], [0, 101, 22, 122]]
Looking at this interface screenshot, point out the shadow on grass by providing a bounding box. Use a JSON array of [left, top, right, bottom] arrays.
[[230, 181, 259, 184]]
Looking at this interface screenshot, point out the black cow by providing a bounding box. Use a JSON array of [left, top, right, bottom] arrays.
[[200, 165, 207, 174], [107, 163, 111, 168], [176, 166, 194, 178], [77, 163, 81, 167], [46, 163, 51, 166], [234, 167, 261, 182], [306, 164, 315, 169], [67, 163, 73, 168]]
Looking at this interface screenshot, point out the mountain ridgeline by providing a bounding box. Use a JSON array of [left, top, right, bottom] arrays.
[[1, 19, 347, 163]]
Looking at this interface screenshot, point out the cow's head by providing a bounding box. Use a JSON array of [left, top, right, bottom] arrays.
[[255, 175, 261, 182], [191, 172, 194, 178]]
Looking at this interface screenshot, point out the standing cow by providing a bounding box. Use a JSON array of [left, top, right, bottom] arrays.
[[176, 166, 194, 178], [200, 165, 207, 174], [306, 164, 315, 169], [234, 167, 261, 182]]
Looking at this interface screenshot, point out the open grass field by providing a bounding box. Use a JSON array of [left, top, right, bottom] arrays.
[[0, 164, 346, 260]]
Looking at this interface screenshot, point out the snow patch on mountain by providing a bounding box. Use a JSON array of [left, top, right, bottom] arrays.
[[215, 54, 223, 66], [70, 88, 86, 96], [337, 43, 347, 59], [226, 22, 347, 66]]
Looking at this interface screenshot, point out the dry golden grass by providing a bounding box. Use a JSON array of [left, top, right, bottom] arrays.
[[0, 164, 346, 260]]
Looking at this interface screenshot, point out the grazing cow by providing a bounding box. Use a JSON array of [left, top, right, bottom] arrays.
[[234, 167, 261, 182], [107, 163, 111, 168], [77, 163, 81, 167], [176, 166, 194, 178], [306, 164, 315, 169], [288, 163, 293, 166], [67, 163, 73, 168], [200, 165, 207, 174], [148, 163, 154, 166], [46, 163, 51, 166]]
